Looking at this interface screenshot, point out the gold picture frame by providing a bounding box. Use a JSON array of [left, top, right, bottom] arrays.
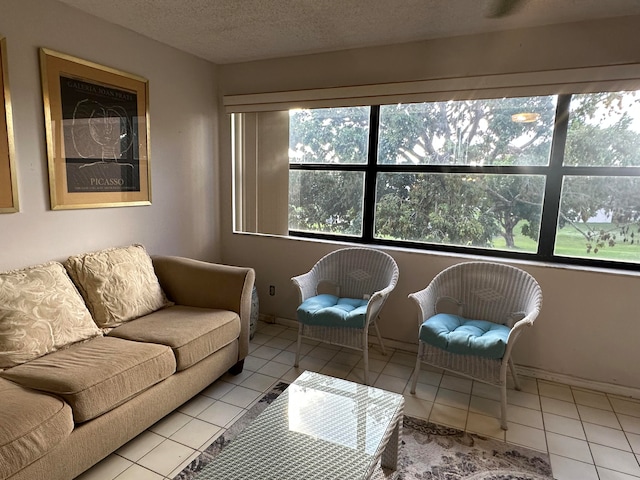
[[40, 48, 151, 210], [0, 37, 18, 213]]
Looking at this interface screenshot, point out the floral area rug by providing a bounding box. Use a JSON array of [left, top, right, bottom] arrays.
[[176, 382, 553, 480]]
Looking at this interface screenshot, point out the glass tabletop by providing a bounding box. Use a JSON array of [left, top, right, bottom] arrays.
[[196, 371, 404, 480]]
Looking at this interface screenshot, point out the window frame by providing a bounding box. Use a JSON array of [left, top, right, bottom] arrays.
[[288, 95, 640, 271]]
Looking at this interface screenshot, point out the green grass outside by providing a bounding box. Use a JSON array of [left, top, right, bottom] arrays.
[[494, 222, 640, 263]]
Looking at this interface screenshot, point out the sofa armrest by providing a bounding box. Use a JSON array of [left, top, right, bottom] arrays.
[[152, 256, 256, 360]]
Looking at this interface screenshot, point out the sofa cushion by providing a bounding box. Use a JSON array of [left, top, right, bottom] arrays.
[[0, 378, 74, 479], [0, 336, 176, 423], [64, 244, 172, 328], [0, 262, 102, 369], [419, 313, 511, 359], [108, 305, 240, 371]]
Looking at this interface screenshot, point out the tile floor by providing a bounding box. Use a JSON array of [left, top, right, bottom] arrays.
[[77, 321, 640, 480]]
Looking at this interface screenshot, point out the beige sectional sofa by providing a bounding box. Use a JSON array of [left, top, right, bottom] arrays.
[[0, 245, 255, 480]]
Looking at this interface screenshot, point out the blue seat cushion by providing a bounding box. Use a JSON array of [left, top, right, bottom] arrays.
[[419, 313, 510, 359], [297, 294, 368, 329]]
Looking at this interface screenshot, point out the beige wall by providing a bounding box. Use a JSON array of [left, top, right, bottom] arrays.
[[219, 16, 640, 393], [0, 0, 220, 271]]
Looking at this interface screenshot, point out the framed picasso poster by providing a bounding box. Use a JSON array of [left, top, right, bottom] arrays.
[[0, 37, 18, 213], [40, 48, 151, 209]]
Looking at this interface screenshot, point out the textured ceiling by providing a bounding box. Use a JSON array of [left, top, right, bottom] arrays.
[[57, 0, 640, 64]]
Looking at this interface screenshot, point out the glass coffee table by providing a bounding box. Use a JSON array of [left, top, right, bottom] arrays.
[[196, 371, 404, 479]]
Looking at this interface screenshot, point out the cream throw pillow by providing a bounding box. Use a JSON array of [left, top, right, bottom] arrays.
[[64, 245, 172, 328], [0, 262, 102, 369]]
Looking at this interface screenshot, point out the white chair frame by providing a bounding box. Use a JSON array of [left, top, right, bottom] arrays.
[[409, 261, 542, 430], [291, 247, 399, 385]]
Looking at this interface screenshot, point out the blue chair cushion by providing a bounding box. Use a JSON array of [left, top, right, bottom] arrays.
[[419, 313, 510, 359], [297, 294, 369, 329]]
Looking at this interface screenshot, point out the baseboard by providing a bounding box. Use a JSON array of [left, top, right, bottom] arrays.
[[269, 316, 640, 400]]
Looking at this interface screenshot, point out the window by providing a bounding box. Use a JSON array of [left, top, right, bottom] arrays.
[[285, 91, 640, 268]]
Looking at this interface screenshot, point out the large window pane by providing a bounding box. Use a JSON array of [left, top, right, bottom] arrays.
[[565, 91, 640, 167], [555, 176, 640, 263], [378, 96, 556, 166], [289, 107, 370, 164], [289, 170, 364, 236], [374, 173, 545, 251]]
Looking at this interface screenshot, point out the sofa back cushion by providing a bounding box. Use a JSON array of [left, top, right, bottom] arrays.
[[0, 262, 102, 369], [64, 244, 172, 328]]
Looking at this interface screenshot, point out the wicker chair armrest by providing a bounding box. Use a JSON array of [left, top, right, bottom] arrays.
[[291, 270, 319, 303]]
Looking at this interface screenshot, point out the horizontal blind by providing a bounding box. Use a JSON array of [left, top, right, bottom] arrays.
[[224, 63, 640, 113]]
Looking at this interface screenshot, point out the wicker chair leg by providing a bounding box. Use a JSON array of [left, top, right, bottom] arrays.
[[372, 317, 387, 355], [363, 330, 370, 386], [509, 357, 521, 391], [500, 383, 509, 430], [410, 342, 423, 394], [294, 323, 303, 368]]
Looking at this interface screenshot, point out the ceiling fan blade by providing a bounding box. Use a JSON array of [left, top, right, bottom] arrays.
[[485, 0, 524, 18]]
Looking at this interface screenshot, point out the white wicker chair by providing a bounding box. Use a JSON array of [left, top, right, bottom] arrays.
[[409, 261, 542, 430], [291, 247, 399, 385]]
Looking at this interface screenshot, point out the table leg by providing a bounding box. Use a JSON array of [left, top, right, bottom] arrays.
[[380, 417, 400, 471]]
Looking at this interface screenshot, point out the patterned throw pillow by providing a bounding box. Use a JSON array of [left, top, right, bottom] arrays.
[[64, 244, 172, 328], [0, 262, 103, 369]]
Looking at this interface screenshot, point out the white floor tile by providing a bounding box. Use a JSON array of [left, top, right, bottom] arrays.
[[408, 381, 439, 403], [263, 336, 294, 350], [250, 344, 282, 360], [258, 360, 294, 378], [626, 431, 640, 454], [170, 418, 222, 450], [541, 396, 580, 419], [466, 412, 505, 441], [618, 413, 640, 435], [415, 368, 443, 387], [590, 443, 640, 477], [538, 381, 574, 402], [331, 351, 362, 368], [137, 439, 196, 477], [572, 388, 613, 410], [549, 454, 598, 480], [403, 395, 433, 421], [543, 412, 586, 440], [306, 345, 339, 361], [238, 372, 278, 392], [381, 362, 414, 380], [429, 403, 467, 430], [297, 355, 328, 372], [440, 374, 473, 394], [243, 355, 269, 372], [577, 404, 621, 429], [177, 394, 216, 417], [149, 411, 192, 437], [388, 351, 417, 367], [75, 454, 132, 480], [114, 464, 164, 480], [610, 397, 640, 418], [116, 431, 165, 462], [469, 395, 501, 418], [434, 387, 471, 410], [583, 422, 632, 451], [508, 388, 541, 410], [200, 380, 235, 399], [597, 466, 640, 480], [506, 423, 547, 452], [374, 373, 409, 394], [507, 404, 544, 429], [219, 385, 263, 408], [472, 382, 501, 402], [197, 401, 244, 428], [545, 431, 593, 463], [356, 357, 389, 373]]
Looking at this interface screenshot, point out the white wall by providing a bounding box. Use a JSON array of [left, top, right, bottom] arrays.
[[0, 0, 220, 271], [218, 16, 640, 394]]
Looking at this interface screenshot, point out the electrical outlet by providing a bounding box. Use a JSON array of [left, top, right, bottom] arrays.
[[269, 285, 276, 296]]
